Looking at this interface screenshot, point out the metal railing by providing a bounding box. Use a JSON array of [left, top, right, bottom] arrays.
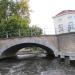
[[0, 28, 53, 38], [0, 28, 42, 38]]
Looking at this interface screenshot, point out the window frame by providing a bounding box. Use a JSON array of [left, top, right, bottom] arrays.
[[58, 24, 63, 32], [68, 22, 74, 32]]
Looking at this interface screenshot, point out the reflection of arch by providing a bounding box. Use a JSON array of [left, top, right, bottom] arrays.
[[2, 43, 55, 58]]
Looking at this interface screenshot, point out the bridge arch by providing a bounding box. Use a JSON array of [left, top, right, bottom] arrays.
[[0, 37, 58, 59], [1, 43, 56, 58]]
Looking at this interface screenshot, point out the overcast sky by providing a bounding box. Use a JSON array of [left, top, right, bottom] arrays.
[[29, 0, 75, 34]]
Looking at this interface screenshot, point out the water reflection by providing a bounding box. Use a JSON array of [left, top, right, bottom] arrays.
[[0, 57, 75, 75]]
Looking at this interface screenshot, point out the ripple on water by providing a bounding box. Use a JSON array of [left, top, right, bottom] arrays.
[[0, 57, 75, 75]]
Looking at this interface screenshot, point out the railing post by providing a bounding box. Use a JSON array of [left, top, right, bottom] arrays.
[[18, 29, 21, 37], [44, 28, 45, 35], [30, 28, 32, 36], [6, 32, 8, 38]]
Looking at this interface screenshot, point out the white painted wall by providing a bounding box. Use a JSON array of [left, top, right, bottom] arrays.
[[53, 13, 75, 34]]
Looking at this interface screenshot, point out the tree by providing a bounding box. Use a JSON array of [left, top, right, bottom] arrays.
[[0, 0, 30, 38], [0, 0, 9, 20], [8, 0, 30, 27], [19, 0, 30, 16], [30, 25, 43, 36], [0, 0, 42, 38]]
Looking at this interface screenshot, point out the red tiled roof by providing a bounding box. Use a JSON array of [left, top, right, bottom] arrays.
[[53, 10, 75, 18]]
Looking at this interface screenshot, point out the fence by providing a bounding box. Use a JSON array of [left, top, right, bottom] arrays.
[[0, 28, 51, 38], [0, 28, 41, 38]]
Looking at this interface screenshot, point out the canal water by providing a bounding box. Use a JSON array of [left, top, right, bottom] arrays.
[[0, 57, 75, 75]]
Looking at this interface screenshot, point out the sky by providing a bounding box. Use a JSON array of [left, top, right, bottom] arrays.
[[29, 0, 75, 34]]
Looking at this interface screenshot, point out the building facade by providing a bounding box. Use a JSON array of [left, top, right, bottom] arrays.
[[53, 10, 75, 34]]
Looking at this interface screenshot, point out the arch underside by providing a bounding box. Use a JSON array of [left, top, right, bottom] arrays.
[[2, 43, 55, 58]]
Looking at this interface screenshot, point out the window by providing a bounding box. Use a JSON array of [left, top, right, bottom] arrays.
[[67, 16, 72, 19], [68, 22, 74, 32], [74, 16, 75, 18], [58, 24, 63, 32]]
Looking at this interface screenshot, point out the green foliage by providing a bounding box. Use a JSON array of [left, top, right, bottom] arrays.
[[5, 16, 21, 37], [0, 0, 42, 38], [0, 0, 9, 20], [30, 26, 42, 36]]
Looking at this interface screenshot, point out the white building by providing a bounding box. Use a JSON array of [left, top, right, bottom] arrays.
[[53, 10, 75, 34]]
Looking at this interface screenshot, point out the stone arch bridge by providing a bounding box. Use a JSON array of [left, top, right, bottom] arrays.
[[0, 33, 75, 60], [0, 35, 58, 59]]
